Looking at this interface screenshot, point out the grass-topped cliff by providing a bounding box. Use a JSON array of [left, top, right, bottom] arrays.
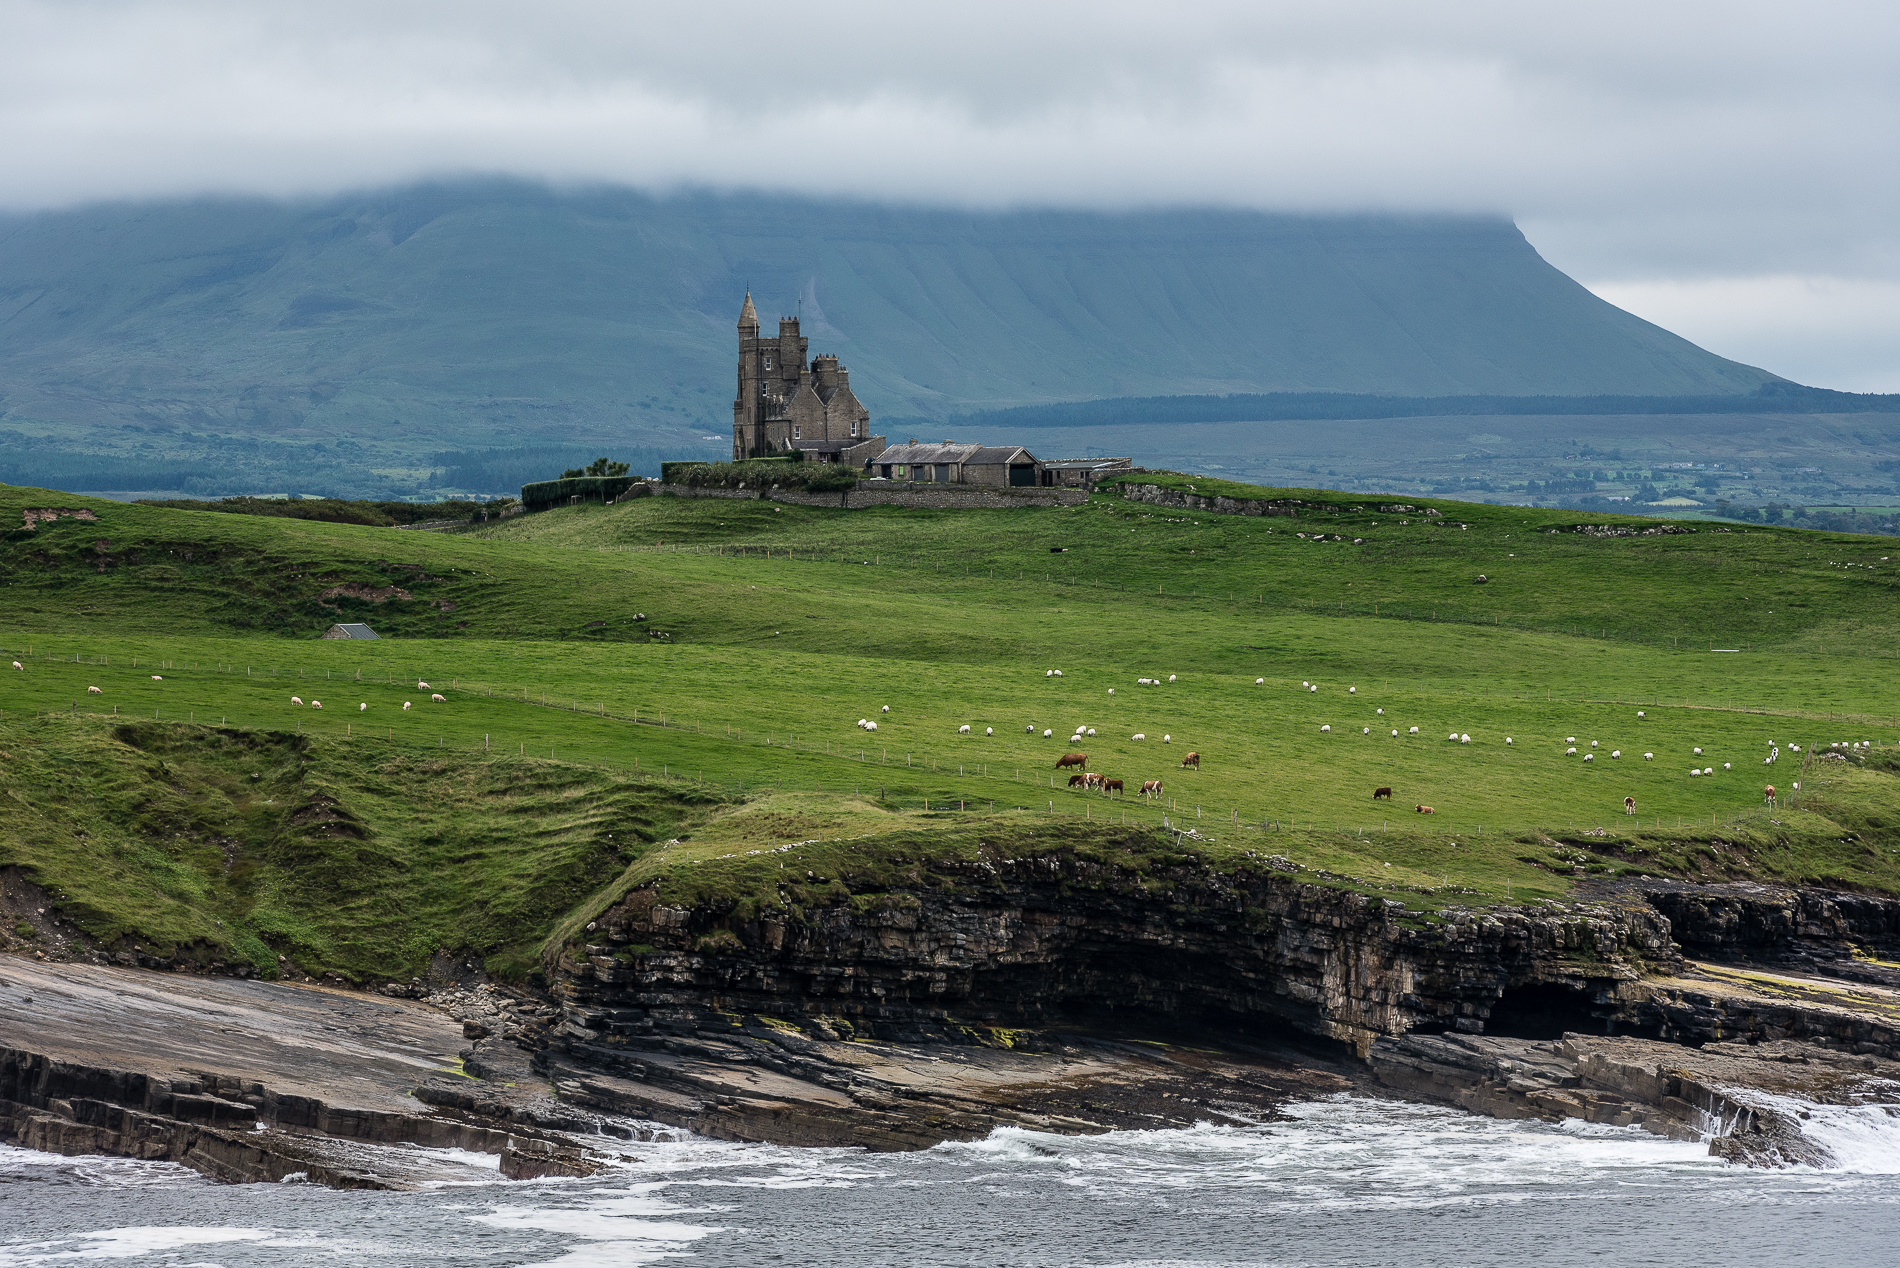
[[6, 474, 1900, 983]]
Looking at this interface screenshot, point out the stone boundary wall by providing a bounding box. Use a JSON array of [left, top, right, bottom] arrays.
[[1117, 482, 1323, 518], [654, 483, 1086, 510]]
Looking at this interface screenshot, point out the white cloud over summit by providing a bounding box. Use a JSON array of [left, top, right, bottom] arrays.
[[3, 0, 1896, 386]]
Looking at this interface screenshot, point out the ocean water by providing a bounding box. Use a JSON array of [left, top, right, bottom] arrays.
[[4, 1095, 1899, 1267]]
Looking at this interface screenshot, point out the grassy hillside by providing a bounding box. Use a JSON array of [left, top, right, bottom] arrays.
[[7, 474, 1900, 982], [0, 184, 1781, 499]]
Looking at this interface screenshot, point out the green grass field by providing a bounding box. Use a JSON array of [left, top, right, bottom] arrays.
[[7, 476, 1900, 981]]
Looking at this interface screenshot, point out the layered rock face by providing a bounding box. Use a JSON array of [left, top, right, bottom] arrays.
[[550, 853, 1677, 1066]]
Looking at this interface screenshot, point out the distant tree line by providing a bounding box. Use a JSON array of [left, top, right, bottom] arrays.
[[915, 381, 1900, 432]]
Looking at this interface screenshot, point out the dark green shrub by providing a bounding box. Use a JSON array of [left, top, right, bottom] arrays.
[[519, 475, 638, 511]]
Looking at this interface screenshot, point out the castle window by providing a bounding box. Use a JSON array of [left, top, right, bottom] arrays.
[[849, 422, 857, 437], [764, 357, 772, 369], [793, 425, 801, 440]]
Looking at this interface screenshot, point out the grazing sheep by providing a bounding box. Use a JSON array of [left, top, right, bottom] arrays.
[[1689, 768, 1701, 777], [1637, 711, 1646, 718], [151, 675, 163, 681], [1044, 728, 1054, 737], [1108, 689, 1115, 695], [1625, 796, 1637, 815], [1505, 737, 1513, 745], [1408, 726, 1419, 734], [1046, 670, 1054, 677], [290, 696, 303, 705], [882, 705, 890, 713], [1583, 753, 1593, 762], [403, 702, 412, 711], [359, 703, 367, 712], [431, 693, 446, 703], [1309, 685, 1317, 693], [418, 681, 431, 689], [1302, 681, 1309, 687], [1133, 733, 1147, 741], [1026, 725, 1035, 733], [87, 685, 102, 695], [1567, 736, 1577, 743], [866, 721, 877, 731], [1364, 727, 1371, 734], [985, 726, 993, 735], [1348, 686, 1356, 694], [1256, 678, 1265, 685], [1168, 674, 1177, 682], [1086, 728, 1096, 737], [1163, 734, 1172, 743], [1644, 753, 1654, 760], [1591, 740, 1598, 748], [1694, 747, 1703, 755], [1461, 734, 1471, 744], [1448, 732, 1458, 741], [9, 662, 20, 671], [1723, 762, 1730, 769], [958, 724, 971, 734], [1376, 708, 1384, 715], [312, 701, 322, 709], [1054, 670, 1063, 677], [1566, 747, 1577, 755], [1391, 729, 1399, 736], [1793, 781, 1800, 791], [1611, 750, 1621, 758], [1137, 678, 1151, 685], [1320, 725, 1332, 733]]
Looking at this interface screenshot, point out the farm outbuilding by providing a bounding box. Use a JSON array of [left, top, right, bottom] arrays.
[[874, 441, 1042, 487], [322, 623, 380, 640]]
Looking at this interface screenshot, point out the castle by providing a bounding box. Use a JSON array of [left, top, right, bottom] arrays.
[[730, 292, 886, 465]]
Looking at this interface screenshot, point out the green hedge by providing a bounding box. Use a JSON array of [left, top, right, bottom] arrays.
[[663, 460, 858, 493], [519, 475, 638, 511]]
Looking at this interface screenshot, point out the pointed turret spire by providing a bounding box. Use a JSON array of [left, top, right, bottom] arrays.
[[737, 290, 759, 335]]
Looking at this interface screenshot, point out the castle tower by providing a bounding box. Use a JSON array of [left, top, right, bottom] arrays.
[[730, 293, 807, 459]]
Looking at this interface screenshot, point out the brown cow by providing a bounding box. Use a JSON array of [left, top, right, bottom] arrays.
[[1084, 772, 1104, 790], [1068, 773, 1088, 788], [1624, 796, 1636, 815], [1180, 751, 1200, 770], [1373, 786, 1393, 801], [1140, 779, 1164, 800], [1101, 778, 1124, 796], [1415, 804, 1434, 814], [1056, 752, 1089, 770], [1764, 784, 1777, 805]]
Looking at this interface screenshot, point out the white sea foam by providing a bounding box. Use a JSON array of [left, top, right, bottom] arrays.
[[1712, 1089, 1900, 1173], [468, 1186, 716, 1266], [0, 1225, 271, 1263]]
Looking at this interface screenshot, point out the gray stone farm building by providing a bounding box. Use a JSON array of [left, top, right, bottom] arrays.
[[872, 441, 1040, 486], [731, 292, 886, 466]]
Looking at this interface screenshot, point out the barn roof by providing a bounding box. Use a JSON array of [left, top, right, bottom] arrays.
[[877, 442, 1037, 465], [327, 623, 380, 639]]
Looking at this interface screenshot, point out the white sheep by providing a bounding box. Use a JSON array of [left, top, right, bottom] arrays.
[[431, 693, 446, 703], [1591, 740, 1599, 748], [87, 685, 102, 695], [1611, 750, 1620, 758], [1309, 685, 1317, 693], [359, 703, 367, 712], [1566, 736, 1577, 743], [1391, 729, 1399, 736], [1363, 727, 1370, 734], [1376, 708, 1384, 715], [1256, 678, 1265, 685], [1046, 670, 1054, 677], [1349, 686, 1356, 694], [1054, 670, 1063, 677], [1168, 674, 1177, 682], [1694, 747, 1703, 755], [1704, 767, 1715, 775], [1137, 678, 1150, 685], [1043, 729, 1053, 737], [865, 721, 878, 731], [1163, 734, 1172, 742], [1689, 768, 1701, 776], [403, 702, 412, 711], [1505, 737, 1513, 745], [1320, 725, 1331, 733], [1789, 744, 1800, 752], [1133, 732, 1147, 740], [311, 701, 323, 709], [1637, 711, 1646, 718], [1408, 726, 1419, 734], [1086, 728, 1096, 737], [418, 681, 430, 689], [958, 724, 971, 734], [1448, 732, 1458, 741], [1108, 689, 1115, 695], [9, 662, 20, 671], [1722, 762, 1729, 769], [291, 696, 303, 705], [151, 675, 163, 681], [1644, 752, 1653, 760], [1026, 725, 1035, 733], [1566, 746, 1577, 755], [1583, 753, 1593, 762], [1460, 734, 1471, 744], [986, 727, 993, 735], [882, 705, 890, 713], [1302, 681, 1310, 687]]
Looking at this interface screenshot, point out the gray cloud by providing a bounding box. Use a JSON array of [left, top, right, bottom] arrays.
[[4, 0, 1896, 385]]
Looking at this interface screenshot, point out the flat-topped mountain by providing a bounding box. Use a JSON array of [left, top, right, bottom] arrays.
[[0, 182, 1777, 458]]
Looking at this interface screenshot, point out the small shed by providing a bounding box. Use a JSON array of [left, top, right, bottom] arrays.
[[322, 623, 380, 640], [1039, 457, 1133, 487]]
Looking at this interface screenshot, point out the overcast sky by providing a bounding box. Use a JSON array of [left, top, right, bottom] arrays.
[[4, 0, 1896, 389]]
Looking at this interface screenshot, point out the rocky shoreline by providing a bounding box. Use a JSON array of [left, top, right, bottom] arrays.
[[6, 865, 1900, 1186]]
